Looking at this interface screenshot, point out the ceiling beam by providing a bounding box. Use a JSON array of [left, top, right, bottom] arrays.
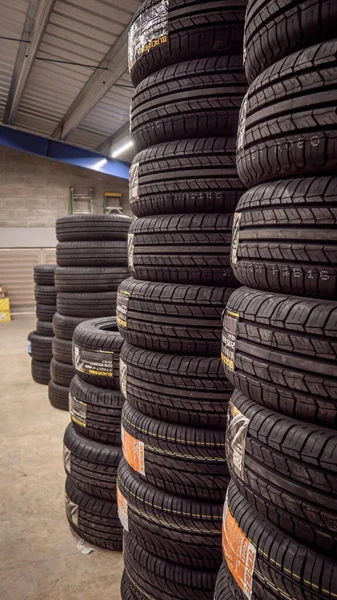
[[3, 0, 55, 125], [96, 122, 131, 155], [51, 27, 129, 141]]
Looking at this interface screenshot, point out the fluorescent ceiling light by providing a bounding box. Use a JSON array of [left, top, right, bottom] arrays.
[[92, 158, 107, 170], [112, 140, 134, 158]]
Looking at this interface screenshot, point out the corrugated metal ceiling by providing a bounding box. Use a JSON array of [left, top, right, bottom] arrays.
[[0, 0, 138, 161]]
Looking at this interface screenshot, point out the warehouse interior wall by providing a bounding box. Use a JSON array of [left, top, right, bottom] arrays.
[[0, 145, 131, 229]]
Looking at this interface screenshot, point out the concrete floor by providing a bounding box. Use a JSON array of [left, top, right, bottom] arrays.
[[0, 314, 123, 600]]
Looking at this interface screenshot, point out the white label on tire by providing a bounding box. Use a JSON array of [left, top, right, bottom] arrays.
[[65, 494, 78, 526], [128, 0, 168, 71], [73, 343, 113, 377], [231, 212, 241, 266], [119, 358, 127, 399], [27, 341, 32, 354], [117, 290, 130, 329], [117, 488, 129, 531], [221, 310, 239, 373], [63, 445, 71, 473], [237, 92, 249, 153], [69, 392, 87, 427], [128, 233, 135, 271], [129, 161, 139, 202], [226, 401, 250, 478]]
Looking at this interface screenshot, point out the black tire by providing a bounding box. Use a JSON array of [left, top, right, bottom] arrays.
[[63, 423, 122, 500], [72, 317, 123, 388], [221, 287, 337, 428], [244, 0, 337, 84], [50, 358, 74, 387], [27, 331, 52, 362], [123, 532, 217, 600], [130, 137, 243, 217], [55, 266, 130, 292], [129, 0, 246, 86], [31, 359, 50, 385], [36, 320, 54, 337], [34, 285, 57, 305], [36, 303, 56, 322], [56, 214, 132, 241], [129, 213, 237, 286], [48, 380, 69, 411], [69, 375, 123, 444], [57, 291, 117, 318], [52, 337, 72, 364], [120, 342, 232, 428], [117, 278, 235, 356], [224, 480, 337, 600], [131, 56, 246, 151], [65, 476, 122, 551], [226, 389, 337, 558], [118, 459, 223, 570], [33, 264, 56, 286], [52, 313, 86, 341], [237, 40, 337, 188], [214, 563, 235, 600], [231, 176, 337, 299], [56, 241, 128, 267], [121, 401, 228, 501]]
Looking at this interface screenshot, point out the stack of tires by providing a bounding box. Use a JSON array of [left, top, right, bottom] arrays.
[[28, 264, 57, 385], [63, 317, 125, 551], [118, 1, 247, 598], [216, 1, 337, 598], [49, 214, 131, 411]]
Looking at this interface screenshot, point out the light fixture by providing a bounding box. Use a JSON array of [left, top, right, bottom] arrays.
[[92, 158, 107, 170], [111, 140, 134, 158]]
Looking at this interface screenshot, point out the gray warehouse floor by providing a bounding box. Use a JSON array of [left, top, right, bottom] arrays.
[[0, 314, 123, 600]]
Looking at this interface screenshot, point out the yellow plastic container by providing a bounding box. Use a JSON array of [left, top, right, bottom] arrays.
[[0, 297, 10, 311], [0, 310, 11, 322]]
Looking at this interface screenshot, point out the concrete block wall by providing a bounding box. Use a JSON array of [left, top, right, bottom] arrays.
[[0, 146, 131, 227]]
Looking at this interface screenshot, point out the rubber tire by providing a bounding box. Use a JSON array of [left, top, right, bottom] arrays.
[[226, 389, 337, 558], [36, 303, 56, 322], [48, 380, 69, 411], [222, 287, 337, 428], [244, 0, 337, 84], [50, 358, 74, 387], [52, 337, 72, 365], [56, 241, 128, 267], [31, 359, 50, 385], [117, 278, 235, 356], [33, 264, 56, 286], [34, 285, 57, 305], [120, 342, 232, 428], [63, 423, 122, 500], [57, 291, 117, 318], [121, 401, 228, 501], [237, 40, 337, 188], [123, 532, 217, 600], [129, 0, 246, 86], [69, 375, 123, 444], [231, 176, 337, 299], [214, 563, 235, 600], [118, 459, 223, 570], [36, 320, 54, 337], [65, 476, 122, 551], [55, 266, 130, 292], [131, 56, 246, 151], [52, 313, 87, 341], [28, 331, 52, 362], [224, 480, 337, 600], [56, 214, 132, 241], [129, 213, 237, 286], [72, 317, 123, 388], [129, 137, 243, 217]]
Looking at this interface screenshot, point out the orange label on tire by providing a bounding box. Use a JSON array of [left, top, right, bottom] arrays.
[[122, 427, 145, 475], [223, 506, 256, 599], [117, 487, 129, 531]]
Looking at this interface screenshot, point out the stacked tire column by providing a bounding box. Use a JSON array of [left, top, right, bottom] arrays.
[[28, 264, 57, 385], [215, 2, 337, 598], [49, 214, 131, 410], [118, 1, 247, 598]]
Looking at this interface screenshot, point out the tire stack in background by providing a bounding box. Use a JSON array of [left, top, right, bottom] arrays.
[[118, 1, 247, 598], [49, 214, 131, 411], [63, 317, 125, 551], [215, 1, 337, 598], [28, 264, 57, 386]]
